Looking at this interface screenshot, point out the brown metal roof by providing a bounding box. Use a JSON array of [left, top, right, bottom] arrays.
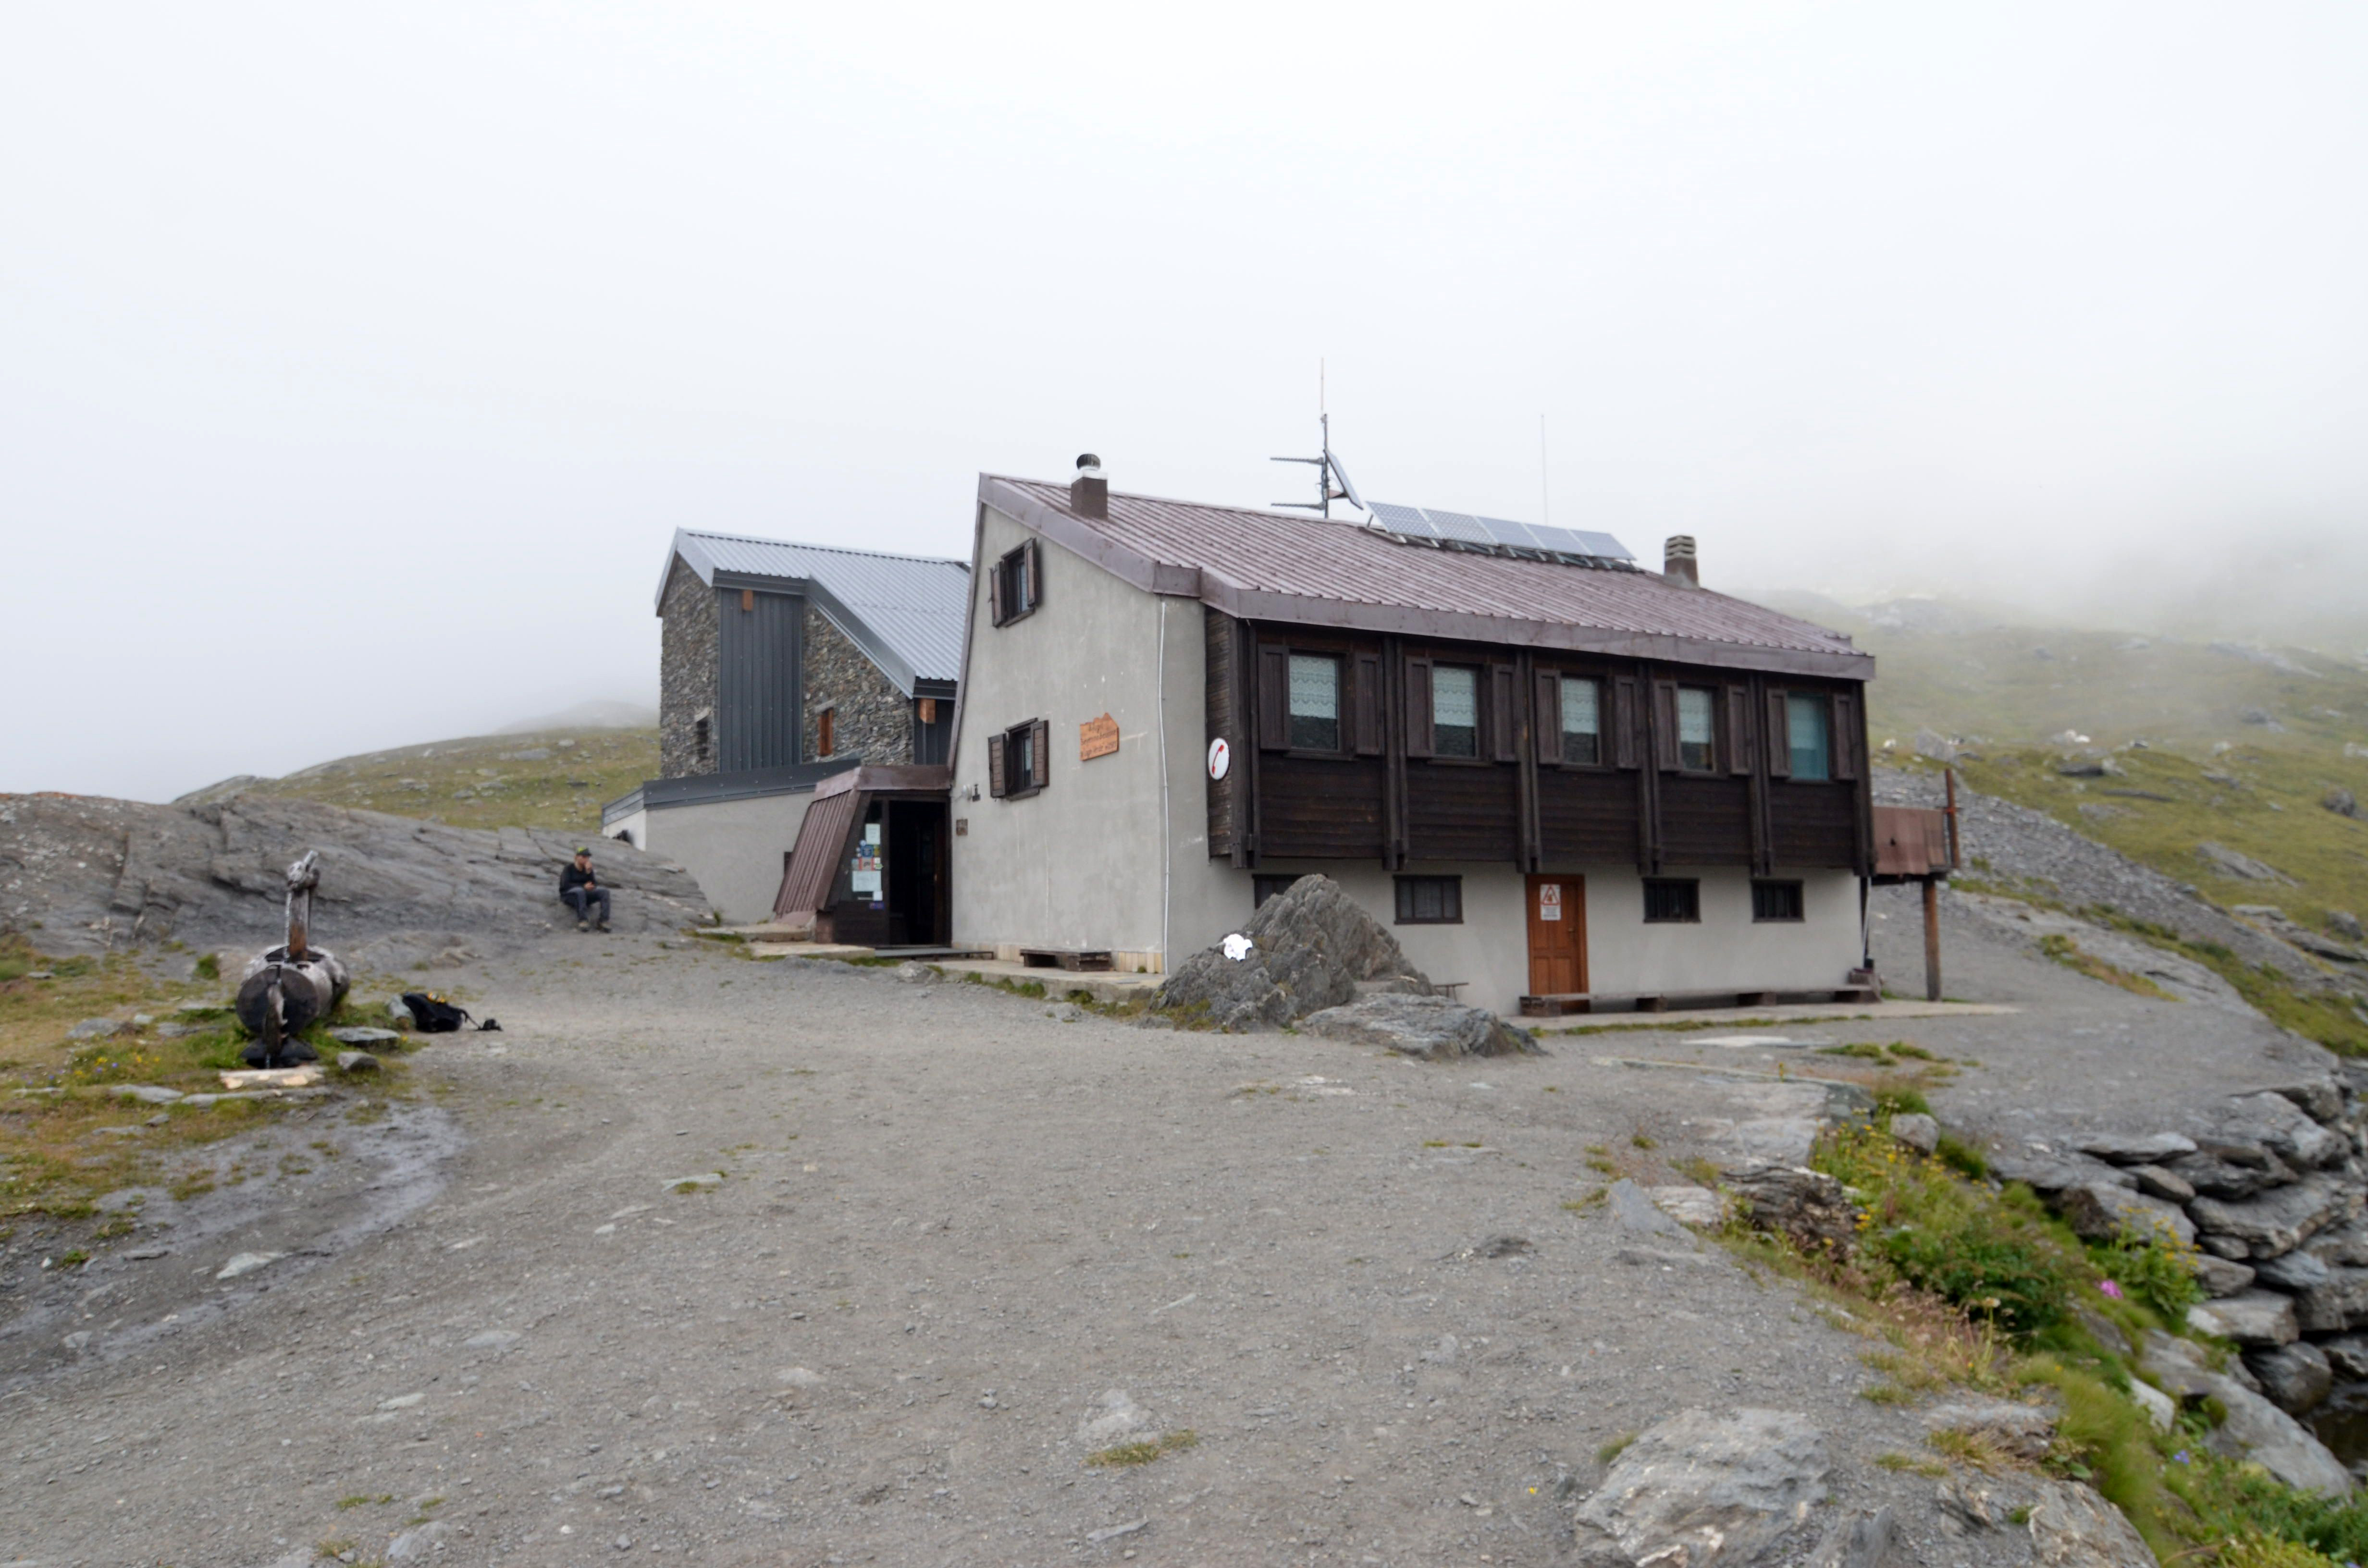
[[773, 788, 863, 923], [979, 475, 1872, 680]]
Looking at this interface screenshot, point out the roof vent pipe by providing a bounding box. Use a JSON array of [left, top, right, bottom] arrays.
[[1663, 534, 1699, 588], [1071, 453, 1108, 520]]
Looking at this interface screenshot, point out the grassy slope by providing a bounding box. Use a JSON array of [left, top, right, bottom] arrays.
[[234, 727, 657, 836], [1756, 593, 2368, 937]]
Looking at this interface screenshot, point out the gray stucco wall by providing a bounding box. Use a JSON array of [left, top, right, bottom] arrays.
[[804, 607, 910, 766], [949, 505, 1175, 969], [658, 556, 720, 779], [638, 788, 819, 924]]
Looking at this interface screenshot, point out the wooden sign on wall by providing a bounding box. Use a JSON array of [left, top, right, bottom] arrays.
[[1080, 713, 1121, 761]]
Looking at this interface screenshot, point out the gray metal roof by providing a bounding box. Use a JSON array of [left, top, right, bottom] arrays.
[[659, 528, 970, 694]]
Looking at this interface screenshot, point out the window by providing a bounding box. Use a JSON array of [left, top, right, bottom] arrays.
[[1559, 676, 1602, 765], [1394, 875, 1463, 924], [1676, 687, 1715, 771], [990, 541, 1043, 626], [1785, 694, 1831, 781], [692, 712, 711, 767], [1752, 880, 1805, 922], [1431, 665, 1480, 758], [1288, 654, 1341, 751], [1253, 874, 1303, 908], [816, 706, 836, 758], [989, 718, 1048, 798], [1642, 878, 1700, 923]]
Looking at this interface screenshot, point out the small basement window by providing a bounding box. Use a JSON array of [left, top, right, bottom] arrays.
[[1253, 874, 1303, 908], [1642, 878, 1700, 923], [1432, 665, 1480, 759], [1559, 676, 1602, 765], [693, 712, 711, 767], [1676, 687, 1715, 772], [1288, 654, 1341, 751], [1785, 694, 1831, 781], [1752, 880, 1805, 922], [1394, 875, 1463, 924]]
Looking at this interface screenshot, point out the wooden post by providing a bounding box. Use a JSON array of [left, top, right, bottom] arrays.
[[1922, 875, 1943, 1002], [1943, 767, 1962, 870]]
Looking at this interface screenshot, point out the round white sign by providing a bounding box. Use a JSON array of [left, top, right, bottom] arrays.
[[1207, 737, 1231, 780]]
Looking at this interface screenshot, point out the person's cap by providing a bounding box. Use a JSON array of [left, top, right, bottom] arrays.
[[575, 846, 593, 856]]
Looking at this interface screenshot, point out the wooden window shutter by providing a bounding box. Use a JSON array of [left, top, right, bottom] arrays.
[[1030, 717, 1051, 786], [1488, 664, 1519, 762], [1256, 644, 1290, 751], [1652, 680, 1681, 772], [1612, 676, 1640, 770], [988, 557, 1007, 627], [1353, 649, 1384, 756], [987, 728, 1008, 797], [1023, 539, 1044, 613], [1765, 690, 1792, 778], [1832, 691, 1860, 780], [1403, 656, 1434, 758], [1533, 671, 1560, 765], [1726, 684, 1753, 775]]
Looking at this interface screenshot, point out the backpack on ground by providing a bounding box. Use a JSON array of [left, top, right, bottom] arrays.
[[400, 992, 474, 1033]]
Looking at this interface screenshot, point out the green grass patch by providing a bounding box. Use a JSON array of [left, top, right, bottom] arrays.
[[1085, 1430, 1198, 1468], [1595, 1432, 1637, 1465], [2036, 933, 2178, 1000]]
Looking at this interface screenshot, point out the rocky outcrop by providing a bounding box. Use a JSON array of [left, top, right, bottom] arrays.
[[0, 792, 709, 954], [1299, 993, 1538, 1060], [1151, 875, 1430, 1031], [1721, 1160, 1857, 1259], [1572, 1408, 1829, 1568], [2142, 1331, 2352, 1494]]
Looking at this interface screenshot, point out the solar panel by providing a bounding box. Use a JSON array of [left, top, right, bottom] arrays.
[[1367, 502, 1636, 565], [1367, 501, 1437, 538]]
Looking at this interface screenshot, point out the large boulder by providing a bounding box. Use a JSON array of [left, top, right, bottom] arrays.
[[1574, 1409, 1829, 1568], [1152, 875, 1429, 1031], [2244, 1341, 2334, 1416], [1300, 993, 1538, 1060], [2218, 1092, 2349, 1171]]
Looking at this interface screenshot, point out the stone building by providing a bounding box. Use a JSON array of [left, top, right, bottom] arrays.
[[604, 528, 967, 920]]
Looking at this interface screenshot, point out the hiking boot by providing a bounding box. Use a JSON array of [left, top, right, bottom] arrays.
[[596, 920, 611, 933], [576, 918, 589, 931]]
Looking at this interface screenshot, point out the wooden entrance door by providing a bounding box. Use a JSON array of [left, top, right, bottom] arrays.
[[1526, 875, 1587, 996]]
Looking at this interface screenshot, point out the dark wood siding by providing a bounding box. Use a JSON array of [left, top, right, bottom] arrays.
[[1770, 781, 1860, 867], [1406, 764, 1519, 862], [1205, 607, 1238, 858], [1537, 769, 1640, 864], [1258, 755, 1387, 858], [1659, 775, 1752, 864]]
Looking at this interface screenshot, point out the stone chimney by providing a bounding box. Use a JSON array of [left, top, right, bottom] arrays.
[[1071, 453, 1108, 520], [1663, 534, 1699, 588]]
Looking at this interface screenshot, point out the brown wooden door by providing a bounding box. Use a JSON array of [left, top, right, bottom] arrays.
[[1526, 874, 1587, 996]]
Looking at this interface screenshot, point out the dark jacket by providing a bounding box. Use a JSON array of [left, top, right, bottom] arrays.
[[560, 863, 598, 894]]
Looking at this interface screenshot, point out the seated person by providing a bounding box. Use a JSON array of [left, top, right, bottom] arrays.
[[559, 847, 611, 932]]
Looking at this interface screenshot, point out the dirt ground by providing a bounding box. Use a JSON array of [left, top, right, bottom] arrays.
[[1, 889, 2334, 1567]]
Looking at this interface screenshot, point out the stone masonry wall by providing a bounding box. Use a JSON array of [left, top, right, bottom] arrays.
[[804, 607, 910, 767], [658, 556, 719, 779]]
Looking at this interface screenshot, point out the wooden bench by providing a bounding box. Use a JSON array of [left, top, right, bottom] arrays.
[[1019, 948, 1115, 973]]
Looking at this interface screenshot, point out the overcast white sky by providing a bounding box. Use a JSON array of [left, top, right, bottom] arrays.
[[5, 3, 2365, 802]]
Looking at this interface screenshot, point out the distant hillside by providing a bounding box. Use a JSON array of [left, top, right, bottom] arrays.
[[185, 727, 658, 836], [1753, 590, 2368, 954]]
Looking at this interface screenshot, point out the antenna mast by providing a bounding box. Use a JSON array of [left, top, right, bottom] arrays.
[[1271, 358, 1365, 517]]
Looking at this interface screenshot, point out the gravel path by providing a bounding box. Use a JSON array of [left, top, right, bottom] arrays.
[[1, 912, 2328, 1567]]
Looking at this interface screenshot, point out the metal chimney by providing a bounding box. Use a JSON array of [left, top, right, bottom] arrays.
[[1071, 453, 1108, 520], [1663, 534, 1699, 588]]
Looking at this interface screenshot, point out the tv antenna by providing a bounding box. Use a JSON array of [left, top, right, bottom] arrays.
[[1271, 359, 1365, 517]]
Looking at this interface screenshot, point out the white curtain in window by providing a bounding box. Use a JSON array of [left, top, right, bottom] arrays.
[[1677, 687, 1714, 745], [1432, 666, 1478, 728], [1288, 654, 1338, 718], [1560, 677, 1599, 737]]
